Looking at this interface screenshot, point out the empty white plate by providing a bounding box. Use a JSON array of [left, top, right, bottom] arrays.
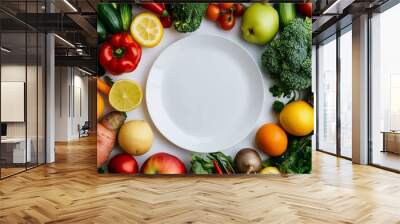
[[146, 35, 264, 153]]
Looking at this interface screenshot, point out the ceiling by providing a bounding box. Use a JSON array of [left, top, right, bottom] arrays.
[[312, 0, 393, 44], [0, 0, 98, 71]]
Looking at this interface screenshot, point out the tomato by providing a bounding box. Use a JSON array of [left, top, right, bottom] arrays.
[[233, 3, 245, 17], [219, 12, 235, 30], [297, 3, 313, 17], [160, 16, 172, 28], [219, 3, 234, 10], [206, 4, 220, 21]]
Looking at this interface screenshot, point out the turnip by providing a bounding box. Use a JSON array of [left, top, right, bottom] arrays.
[[234, 148, 262, 174], [97, 111, 126, 168]]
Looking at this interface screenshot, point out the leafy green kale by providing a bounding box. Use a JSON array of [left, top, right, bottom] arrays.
[[190, 151, 235, 174], [172, 3, 207, 33], [262, 17, 312, 98], [263, 135, 312, 174]]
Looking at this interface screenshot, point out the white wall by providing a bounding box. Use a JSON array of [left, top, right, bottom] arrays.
[[54, 67, 89, 141]]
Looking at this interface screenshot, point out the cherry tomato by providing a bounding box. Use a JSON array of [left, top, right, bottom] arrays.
[[160, 16, 172, 28], [233, 3, 245, 17], [219, 12, 235, 31], [297, 3, 313, 17], [206, 4, 220, 21], [219, 3, 234, 10]]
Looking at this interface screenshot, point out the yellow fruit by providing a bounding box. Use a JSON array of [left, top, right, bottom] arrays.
[[109, 80, 142, 112], [130, 12, 164, 48], [279, 100, 314, 136], [260, 167, 280, 174], [97, 92, 104, 119], [118, 120, 154, 156]]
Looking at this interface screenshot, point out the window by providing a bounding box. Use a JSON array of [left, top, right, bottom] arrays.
[[370, 2, 400, 171], [339, 28, 352, 158], [317, 36, 337, 154]]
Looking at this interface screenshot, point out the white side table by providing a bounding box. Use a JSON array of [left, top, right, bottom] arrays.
[[1, 138, 32, 163]]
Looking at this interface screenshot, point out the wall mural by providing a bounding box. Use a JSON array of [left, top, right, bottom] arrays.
[[97, 2, 313, 175]]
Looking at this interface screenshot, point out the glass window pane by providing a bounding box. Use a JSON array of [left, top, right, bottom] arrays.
[[340, 29, 352, 158], [27, 31, 38, 169], [318, 37, 337, 154], [371, 3, 400, 171], [38, 32, 45, 165], [1, 31, 27, 177]]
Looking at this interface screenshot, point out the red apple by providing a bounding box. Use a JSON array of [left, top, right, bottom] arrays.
[[141, 152, 187, 174], [108, 153, 139, 174]]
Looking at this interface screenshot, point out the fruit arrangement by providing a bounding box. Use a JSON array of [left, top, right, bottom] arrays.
[[97, 2, 313, 175]]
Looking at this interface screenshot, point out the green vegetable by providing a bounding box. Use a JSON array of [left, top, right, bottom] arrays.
[[278, 3, 296, 27], [191, 151, 235, 174], [119, 3, 132, 31], [172, 3, 207, 33], [97, 3, 123, 34], [97, 20, 106, 43], [191, 153, 214, 174], [112, 3, 119, 10], [209, 152, 235, 174], [272, 100, 285, 113], [262, 17, 312, 98], [263, 135, 312, 174]]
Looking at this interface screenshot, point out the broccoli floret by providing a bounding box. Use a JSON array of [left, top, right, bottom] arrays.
[[261, 40, 282, 77], [261, 17, 312, 95], [280, 69, 311, 91], [172, 3, 207, 33]]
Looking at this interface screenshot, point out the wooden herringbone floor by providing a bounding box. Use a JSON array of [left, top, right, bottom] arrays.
[[1, 136, 400, 224]]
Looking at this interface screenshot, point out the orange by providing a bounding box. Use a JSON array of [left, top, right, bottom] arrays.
[[279, 100, 314, 136], [255, 123, 288, 157], [97, 92, 104, 119]]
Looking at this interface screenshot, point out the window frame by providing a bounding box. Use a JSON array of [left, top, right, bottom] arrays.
[[315, 24, 353, 161]]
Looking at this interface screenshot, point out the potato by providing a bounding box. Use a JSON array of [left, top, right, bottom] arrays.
[[118, 120, 153, 156]]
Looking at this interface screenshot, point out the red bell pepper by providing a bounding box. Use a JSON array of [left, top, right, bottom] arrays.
[[141, 3, 169, 17], [99, 33, 142, 76], [140, 3, 172, 28]]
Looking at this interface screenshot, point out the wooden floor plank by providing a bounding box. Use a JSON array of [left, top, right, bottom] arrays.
[[0, 136, 400, 223]]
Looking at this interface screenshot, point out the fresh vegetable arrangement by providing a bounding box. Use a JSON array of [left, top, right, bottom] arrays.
[[97, 2, 313, 175]]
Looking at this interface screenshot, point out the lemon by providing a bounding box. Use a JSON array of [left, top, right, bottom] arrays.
[[109, 80, 142, 112], [279, 100, 314, 136], [260, 167, 280, 174], [130, 12, 164, 48]]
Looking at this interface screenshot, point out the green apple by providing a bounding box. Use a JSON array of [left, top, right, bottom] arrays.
[[241, 3, 279, 45]]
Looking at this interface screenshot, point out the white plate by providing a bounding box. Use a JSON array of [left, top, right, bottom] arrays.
[[146, 35, 264, 153]]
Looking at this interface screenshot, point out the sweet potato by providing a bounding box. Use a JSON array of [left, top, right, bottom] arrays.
[[97, 111, 126, 168], [97, 78, 111, 96]]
